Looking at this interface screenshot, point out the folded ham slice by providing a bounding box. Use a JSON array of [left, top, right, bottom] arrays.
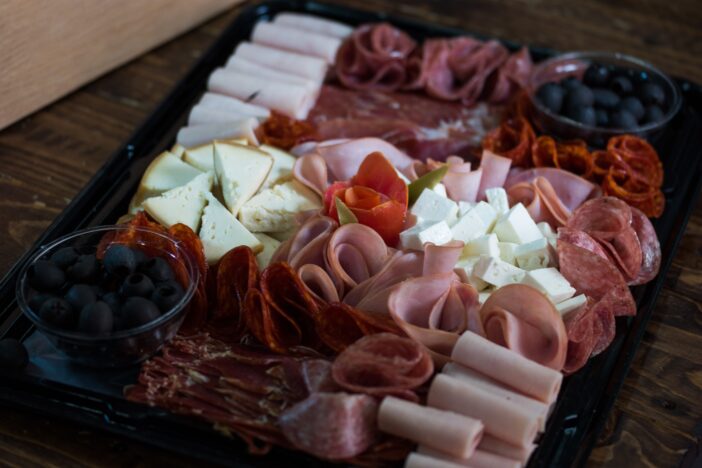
[[326, 223, 389, 290], [378, 396, 484, 459], [175, 118, 259, 148], [428, 374, 541, 448], [273, 12, 353, 38], [418, 446, 521, 468], [450, 332, 563, 404], [234, 42, 328, 83], [252, 21, 342, 64], [476, 150, 512, 200], [293, 153, 329, 197], [197, 92, 270, 119]]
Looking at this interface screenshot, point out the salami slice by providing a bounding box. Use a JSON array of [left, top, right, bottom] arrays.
[[629, 207, 661, 285], [562, 301, 598, 375], [567, 196, 632, 239], [557, 228, 609, 260]]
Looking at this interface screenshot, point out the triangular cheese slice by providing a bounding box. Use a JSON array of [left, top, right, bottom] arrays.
[[260, 144, 296, 189], [170, 143, 186, 158], [238, 180, 321, 232], [253, 233, 281, 270], [142, 172, 213, 231], [213, 141, 273, 216], [199, 192, 262, 264], [183, 143, 215, 172]]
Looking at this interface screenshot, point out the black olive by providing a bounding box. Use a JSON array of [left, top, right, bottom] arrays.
[[121, 297, 161, 329], [140, 257, 175, 283], [79, 301, 113, 334], [103, 245, 137, 277], [64, 284, 97, 311], [565, 106, 597, 126], [564, 85, 594, 111], [535, 82, 565, 114], [151, 283, 185, 312], [638, 82, 665, 107], [28, 260, 66, 292], [595, 108, 610, 127], [0, 339, 29, 370], [50, 247, 79, 270], [120, 273, 155, 298], [28, 293, 55, 313], [101, 292, 122, 315], [642, 105, 665, 124], [592, 88, 620, 110], [133, 249, 150, 269], [616, 96, 645, 121], [67, 255, 100, 283], [610, 109, 639, 130], [39, 298, 76, 329], [560, 76, 581, 91], [610, 76, 633, 95], [583, 63, 610, 87]]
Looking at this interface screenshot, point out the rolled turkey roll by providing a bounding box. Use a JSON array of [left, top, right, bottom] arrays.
[[405, 453, 465, 468], [225, 55, 321, 91], [235, 42, 328, 82], [251, 21, 342, 64], [418, 446, 521, 468], [198, 92, 270, 119], [478, 434, 536, 464], [187, 105, 249, 126], [175, 118, 258, 148], [208, 68, 317, 120], [273, 12, 353, 38]]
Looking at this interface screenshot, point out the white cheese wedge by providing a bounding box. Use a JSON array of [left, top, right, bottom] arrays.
[[433, 183, 448, 198], [450, 208, 486, 243], [183, 143, 215, 172], [471, 201, 498, 232], [455, 256, 489, 291], [514, 238, 556, 270], [171, 143, 186, 158], [473, 255, 526, 288], [411, 188, 458, 225], [214, 141, 273, 216], [458, 201, 474, 217], [463, 233, 500, 258], [522, 267, 576, 303], [493, 203, 544, 244], [254, 232, 281, 270], [238, 180, 321, 232], [199, 192, 262, 264], [498, 242, 519, 265], [142, 171, 213, 231], [485, 187, 509, 215], [259, 144, 296, 189], [556, 294, 587, 316]]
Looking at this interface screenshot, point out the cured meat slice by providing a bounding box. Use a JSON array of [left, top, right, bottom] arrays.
[[198, 92, 271, 119], [252, 22, 342, 64], [326, 223, 389, 289], [297, 264, 340, 305], [235, 42, 328, 82], [378, 396, 484, 459], [629, 207, 661, 285], [428, 374, 540, 448], [188, 105, 249, 126], [279, 392, 379, 459], [482, 117, 536, 167], [272, 215, 338, 271], [273, 13, 353, 38], [332, 333, 433, 399], [293, 153, 328, 197], [479, 284, 568, 370], [300, 359, 338, 394], [476, 150, 512, 200], [484, 47, 533, 104], [561, 300, 599, 374], [418, 446, 521, 468], [478, 434, 536, 464], [505, 167, 598, 213], [450, 332, 563, 403], [225, 56, 320, 91], [566, 196, 632, 239], [168, 224, 209, 334], [557, 228, 609, 260]]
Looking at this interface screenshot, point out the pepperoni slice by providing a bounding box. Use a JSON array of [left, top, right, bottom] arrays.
[[169, 224, 209, 334], [482, 117, 536, 167]]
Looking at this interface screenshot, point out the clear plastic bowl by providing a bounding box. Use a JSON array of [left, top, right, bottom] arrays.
[[527, 51, 682, 147], [16, 225, 198, 368]]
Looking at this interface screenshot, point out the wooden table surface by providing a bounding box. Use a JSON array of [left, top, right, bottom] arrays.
[[1, 1, 700, 466]]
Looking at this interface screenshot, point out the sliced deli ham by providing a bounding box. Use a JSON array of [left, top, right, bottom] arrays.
[[198, 92, 271, 119], [252, 21, 342, 64], [273, 12, 353, 38], [478, 434, 536, 464], [234, 42, 328, 83], [225, 55, 321, 91], [418, 446, 521, 468]]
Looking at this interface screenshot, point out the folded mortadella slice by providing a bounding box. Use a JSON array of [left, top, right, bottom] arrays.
[[188, 104, 249, 126], [442, 363, 549, 431], [405, 453, 466, 468], [225, 55, 322, 90], [378, 396, 484, 459], [235, 42, 328, 82], [175, 118, 259, 148], [326, 223, 389, 289], [274, 12, 353, 38], [428, 374, 540, 448], [208, 68, 317, 120], [418, 446, 521, 468], [293, 153, 329, 197], [477, 150, 512, 200], [478, 434, 536, 464], [451, 332, 563, 404], [252, 21, 342, 64], [197, 92, 270, 119]]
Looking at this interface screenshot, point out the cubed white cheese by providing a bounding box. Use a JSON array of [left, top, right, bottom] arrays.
[[418, 221, 453, 247], [433, 183, 448, 198], [522, 268, 576, 303], [410, 188, 458, 224], [492, 203, 544, 244], [485, 187, 510, 215], [514, 238, 556, 270], [238, 180, 321, 232], [142, 171, 213, 231], [472, 201, 498, 232], [199, 192, 262, 264], [253, 232, 281, 270], [463, 234, 500, 258], [556, 294, 587, 316], [537, 221, 558, 249], [458, 201, 474, 217], [455, 256, 489, 291], [498, 242, 519, 265], [473, 255, 526, 288], [450, 209, 486, 243], [399, 222, 427, 251]]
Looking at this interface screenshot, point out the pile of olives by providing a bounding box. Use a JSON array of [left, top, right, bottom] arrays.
[[535, 62, 669, 130], [26, 244, 185, 336]]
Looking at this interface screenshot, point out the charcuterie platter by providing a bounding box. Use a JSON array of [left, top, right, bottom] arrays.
[[1, 1, 702, 467]]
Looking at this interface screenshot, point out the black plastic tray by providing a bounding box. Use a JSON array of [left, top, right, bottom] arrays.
[[1, 1, 701, 466]]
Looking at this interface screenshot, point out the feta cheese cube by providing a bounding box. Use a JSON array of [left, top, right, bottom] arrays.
[[455, 256, 489, 291], [399, 222, 427, 251], [433, 183, 448, 198], [514, 238, 556, 270], [464, 233, 500, 258], [458, 201, 474, 217], [537, 221, 558, 249], [472, 201, 498, 231], [492, 203, 544, 244], [400, 221, 452, 251], [411, 188, 458, 224], [450, 209, 486, 243], [498, 242, 519, 265], [473, 255, 526, 287], [522, 268, 576, 303], [485, 187, 509, 215], [556, 294, 587, 316]]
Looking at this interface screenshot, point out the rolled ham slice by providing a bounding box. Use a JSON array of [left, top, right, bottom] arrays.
[[450, 332, 563, 404], [225, 55, 321, 91], [188, 104, 249, 126], [418, 446, 521, 468], [378, 396, 484, 459], [208, 68, 317, 120], [428, 374, 540, 448], [197, 92, 270, 119], [274, 12, 353, 38], [293, 153, 328, 197], [478, 434, 536, 464], [175, 118, 259, 148], [442, 362, 549, 431], [405, 453, 465, 468], [326, 223, 389, 289], [477, 150, 512, 200], [252, 21, 342, 64], [235, 42, 328, 82]]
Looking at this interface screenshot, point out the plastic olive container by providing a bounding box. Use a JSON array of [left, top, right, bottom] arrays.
[[16, 225, 198, 368], [527, 51, 681, 147]]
